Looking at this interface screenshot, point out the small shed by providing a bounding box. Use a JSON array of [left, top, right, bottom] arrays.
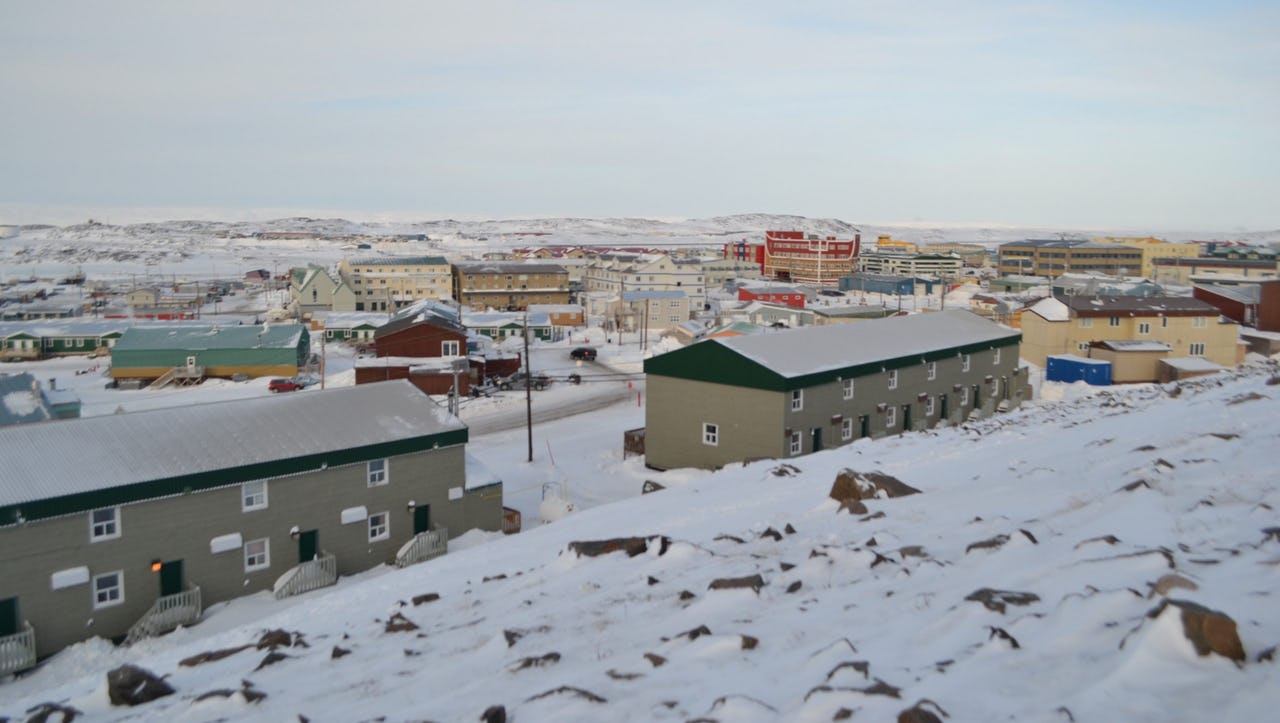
[[1045, 354, 1112, 385], [354, 356, 471, 396], [1087, 340, 1172, 383], [1157, 357, 1225, 383]]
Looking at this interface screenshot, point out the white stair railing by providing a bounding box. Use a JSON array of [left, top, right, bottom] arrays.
[[0, 622, 36, 675], [125, 585, 202, 645], [394, 527, 448, 568], [272, 551, 338, 599]]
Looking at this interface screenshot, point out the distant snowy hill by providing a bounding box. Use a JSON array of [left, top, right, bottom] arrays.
[[2, 366, 1277, 721]]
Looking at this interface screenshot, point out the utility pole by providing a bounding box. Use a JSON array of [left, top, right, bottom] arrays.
[[524, 309, 533, 463]]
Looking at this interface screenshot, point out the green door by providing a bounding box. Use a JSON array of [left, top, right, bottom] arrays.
[[859, 415, 870, 438], [159, 560, 183, 597], [413, 506, 431, 534], [940, 394, 949, 421], [0, 597, 17, 636], [298, 530, 318, 562], [811, 427, 823, 452]]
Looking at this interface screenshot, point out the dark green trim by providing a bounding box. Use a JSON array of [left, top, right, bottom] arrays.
[[644, 334, 1021, 392], [0, 428, 468, 526]]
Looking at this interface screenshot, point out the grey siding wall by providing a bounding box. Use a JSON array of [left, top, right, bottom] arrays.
[[646, 345, 1026, 470], [0, 443, 501, 659]]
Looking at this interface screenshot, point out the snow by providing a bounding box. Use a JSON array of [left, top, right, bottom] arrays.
[[2, 216, 1279, 720], [208, 533, 243, 555], [49, 566, 90, 591], [1028, 296, 1070, 321], [1, 391, 39, 417]]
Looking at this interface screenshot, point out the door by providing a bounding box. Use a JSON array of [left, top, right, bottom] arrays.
[[811, 427, 823, 453], [940, 394, 949, 421], [971, 385, 980, 409], [159, 560, 184, 597], [0, 597, 17, 636], [859, 415, 870, 438], [413, 505, 432, 535], [185, 355, 197, 371], [902, 404, 912, 432], [298, 530, 318, 563]]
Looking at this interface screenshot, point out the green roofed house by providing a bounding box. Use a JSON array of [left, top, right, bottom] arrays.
[[0, 381, 502, 670], [110, 323, 310, 384], [643, 309, 1027, 470]]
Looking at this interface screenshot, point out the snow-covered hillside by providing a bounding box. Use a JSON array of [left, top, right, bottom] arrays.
[[2, 366, 1276, 721]]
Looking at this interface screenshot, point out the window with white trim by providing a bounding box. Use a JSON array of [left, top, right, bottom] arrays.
[[927, 362, 936, 380], [367, 459, 388, 486], [885, 406, 897, 428], [961, 354, 971, 372], [790, 389, 803, 411], [368, 512, 390, 542], [925, 396, 935, 415], [1189, 342, 1205, 355], [1191, 316, 1206, 328], [887, 370, 898, 390], [90, 507, 120, 542], [702, 422, 718, 446], [244, 538, 270, 572], [441, 340, 460, 356], [843, 379, 854, 400], [961, 387, 970, 405], [1079, 318, 1093, 328], [1138, 322, 1150, 335], [1109, 316, 1121, 327], [789, 431, 803, 456], [93, 571, 124, 608], [841, 417, 853, 440], [242, 480, 268, 511], [992, 348, 1001, 365]]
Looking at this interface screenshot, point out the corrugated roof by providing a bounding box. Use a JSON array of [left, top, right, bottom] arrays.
[[1196, 284, 1260, 304], [0, 381, 465, 509], [113, 324, 306, 351], [714, 310, 1017, 379]]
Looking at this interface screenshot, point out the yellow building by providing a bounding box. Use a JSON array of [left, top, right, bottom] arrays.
[[1020, 295, 1240, 368], [451, 261, 570, 311], [875, 235, 918, 254], [1093, 237, 1202, 278], [999, 239, 1143, 278], [338, 256, 453, 312]]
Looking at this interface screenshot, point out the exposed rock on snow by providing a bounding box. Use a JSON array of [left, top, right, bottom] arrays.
[[1152, 599, 1246, 662], [105, 665, 173, 707]]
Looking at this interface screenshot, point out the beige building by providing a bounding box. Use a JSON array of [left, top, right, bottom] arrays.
[[289, 264, 356, 313], [583, 253, 707, 313], [1094, 237, 1201, 279], [999, 240, 1144, 278], [1020, 295, 1241, 367], [338, 256, 452, 312], [452, 261, 570, 311], [699, 256, 764, 289]]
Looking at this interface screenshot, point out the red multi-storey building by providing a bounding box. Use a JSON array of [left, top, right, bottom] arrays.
[[724, 230, 861, 286]]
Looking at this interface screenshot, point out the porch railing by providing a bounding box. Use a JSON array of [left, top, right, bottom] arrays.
[[0, 622, 36, 675], [395, 527, 448, 568], [125, 585, 202, 646], [273, 551, 338, 599]]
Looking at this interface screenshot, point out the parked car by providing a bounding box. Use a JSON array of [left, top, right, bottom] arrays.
[[499, 371, 552, 391], [268, 377, 304, 393], [570, 346, 598, 361]]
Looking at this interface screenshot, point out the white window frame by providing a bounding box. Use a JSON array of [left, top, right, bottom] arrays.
[[1079, 318, 1093, 328], [842, 379, 854, 400], [244, 538, 270, 572], [961, 354, 971, 372], [961, 387, 970, 405], [92, 570, 124, 609], [992, 348, 1001, 365], [441, 339, 460, 356], [368, 512, 390, 542], [367, 459, 388, 487], [885, 406, 897, 428], [789, 431, 803, 456], [927, 362, 936, 381], [925, 396, 935, 416], [790, 389, 803, 411], [841, 417, 853, 441], [1138, 322, 1150, 335], [702, 422, 719, 446], [1109, 316, 1121, 327], [242, 480, 268, 512], [887, 370, 898, 390], [90, 507, 120, 542], [1191, 316, 1207, 328]]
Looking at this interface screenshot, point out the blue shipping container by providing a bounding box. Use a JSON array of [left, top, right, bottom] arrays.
[[1045, 355, 1112, 385]]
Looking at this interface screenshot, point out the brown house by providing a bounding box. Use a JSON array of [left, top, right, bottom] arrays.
[[373, 302, 468, 358], [452, 261, 570, 311]]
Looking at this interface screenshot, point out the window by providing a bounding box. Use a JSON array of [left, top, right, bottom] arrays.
[[992, 348, 1001, 365], [887, 370, 898, 390], [441, 340, 460, 356], [841, 417, 853, 441], [1161, 316, 1169, 328], [670, 300, 680, 308], [1109, 316, 1120, 327], [242, 480, 268, 511], [1138, 322, 1150, 335], [93, 571, 124, 609], [703, 423, 719, 446], [843, 379, 854, 400], [368, 512, 390, 542], [791, 389, 803, 411], [789, 431, 803, 456], [1189, 342, 1205, 355], [90, 507, 120, 542], [1191, 316, 1206, 328], [922, 361, 934, 381], [367, 459, 388, 486], [961, 354, 970, 372], [1077, 342, 1090, 352], [245, 538, 270, 572], [961, 387, 970, 405], [885, 406, 897, 428]]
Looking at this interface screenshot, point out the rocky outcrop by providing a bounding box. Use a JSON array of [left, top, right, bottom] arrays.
[[1153, 599, 1246, 662], [106, 665, 174, 707]]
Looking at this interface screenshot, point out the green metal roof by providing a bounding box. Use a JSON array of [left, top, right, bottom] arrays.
[[113, 324, 307, 351]]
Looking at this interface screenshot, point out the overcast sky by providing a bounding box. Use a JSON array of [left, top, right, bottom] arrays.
[[1, 1, 1276, 230]]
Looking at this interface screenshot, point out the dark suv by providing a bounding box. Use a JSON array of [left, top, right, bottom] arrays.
[[570, 347, 598, 361]]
